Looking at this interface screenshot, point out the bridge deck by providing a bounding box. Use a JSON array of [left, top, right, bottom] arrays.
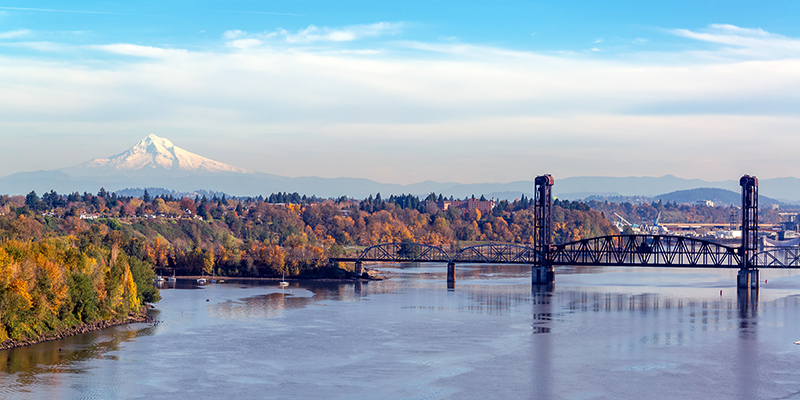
[[330, 236, 800, 269]]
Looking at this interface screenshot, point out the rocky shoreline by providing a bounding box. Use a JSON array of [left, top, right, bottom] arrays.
[[0, 312, 152, 352]]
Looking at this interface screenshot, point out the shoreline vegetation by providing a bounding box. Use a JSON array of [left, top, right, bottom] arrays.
[[179, 273, 386, 282], [0, 189, 616, 349], [0, 310, 151, 351]]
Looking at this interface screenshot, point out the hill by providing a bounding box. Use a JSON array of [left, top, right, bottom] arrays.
[[655, 188, 782, 206], [2, 135, 800, 202]]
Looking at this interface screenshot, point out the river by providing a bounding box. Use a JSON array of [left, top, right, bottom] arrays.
[[1, 264, 799, 399]]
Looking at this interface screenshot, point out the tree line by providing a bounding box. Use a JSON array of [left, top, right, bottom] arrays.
[[0, 190, 618, 280], [0, 227, 158, 343]]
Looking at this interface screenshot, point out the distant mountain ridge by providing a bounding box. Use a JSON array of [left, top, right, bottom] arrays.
[[1, 135, 799, 203], [656, 188, 781, 206]]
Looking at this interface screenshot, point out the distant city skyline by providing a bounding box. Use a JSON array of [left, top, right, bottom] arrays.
[[1, 1, 799, 184]]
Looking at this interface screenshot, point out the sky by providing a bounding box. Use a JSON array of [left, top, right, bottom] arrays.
[[1, 1, 799, 184]]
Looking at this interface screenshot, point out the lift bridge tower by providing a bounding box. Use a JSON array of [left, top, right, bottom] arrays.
[[738, 175, 759, 289], [533, 174, 555, 285]]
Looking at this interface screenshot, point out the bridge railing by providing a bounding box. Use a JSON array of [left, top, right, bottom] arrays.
[[451, 244, 541, 264], [356, 242, 450, 263], [551, 235, 741, 267], [751, 248, 800, 268], [346, 236, 800, 269]]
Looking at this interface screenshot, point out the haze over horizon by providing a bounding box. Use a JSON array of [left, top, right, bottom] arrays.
[[1, 1, 798, 185]]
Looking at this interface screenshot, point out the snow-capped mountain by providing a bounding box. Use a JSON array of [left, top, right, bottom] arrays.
[[61, 134, 248, 176]]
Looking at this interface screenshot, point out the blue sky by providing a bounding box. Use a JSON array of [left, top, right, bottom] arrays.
[[1, 1, 799, 183]]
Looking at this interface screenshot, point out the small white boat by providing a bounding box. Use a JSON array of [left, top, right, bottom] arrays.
[[794, 341, 800, 345], [155, 275, 165, 283], [197, 278, 207, 284], [279, 273, 288, 288]]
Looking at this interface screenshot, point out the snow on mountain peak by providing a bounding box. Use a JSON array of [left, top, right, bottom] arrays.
[[63, 134, 248, 176]]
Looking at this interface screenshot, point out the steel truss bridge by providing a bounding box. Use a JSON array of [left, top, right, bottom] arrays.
[[332, 174, 787, 288], [334, 235, 800, 269]]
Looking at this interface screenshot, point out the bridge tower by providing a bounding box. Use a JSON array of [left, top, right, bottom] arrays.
[[533, 174, 555, 285], [738, 175, 759, 289]]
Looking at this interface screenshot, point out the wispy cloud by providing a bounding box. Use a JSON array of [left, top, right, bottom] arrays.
[[671, 24, 800, 58], [0, 6, 114, 15], [92, 43, 188, 58], [224, 22, 405, 46], [0, 29, 31, 39], [1, 24, 800, 182]]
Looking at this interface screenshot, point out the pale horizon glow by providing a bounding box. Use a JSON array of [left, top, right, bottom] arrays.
[[0, 2, 799, 185]]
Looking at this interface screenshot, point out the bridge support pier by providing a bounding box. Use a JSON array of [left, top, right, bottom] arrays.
[[447, 262, 456, 283], [737, 269, 759, 289], [532, 265, 554, 285], [354, 261, 363, 277]]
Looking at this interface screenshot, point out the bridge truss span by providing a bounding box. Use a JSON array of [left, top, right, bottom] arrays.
[[551, 235, 742, 268], [356, 242, 450, 263], [751, 248, 800, 268], [452, 243, 542, 264]]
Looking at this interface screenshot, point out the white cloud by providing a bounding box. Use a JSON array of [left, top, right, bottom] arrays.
[[594, 38, 604, 43], [225, 22, 404, 47], [671, 24, 800, 58], [227, 38, 263, 49], [92, 43, 189, 58], [223, 30, 246, 40], [1, 24, 800, 182], [1, 41, 64, 51], [0, 29, 32, 39]]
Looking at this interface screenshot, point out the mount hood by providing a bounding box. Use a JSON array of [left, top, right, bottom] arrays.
[[60, 134, 248, 176]]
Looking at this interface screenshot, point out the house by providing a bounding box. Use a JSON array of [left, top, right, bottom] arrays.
[[426, 199, 495, 214]]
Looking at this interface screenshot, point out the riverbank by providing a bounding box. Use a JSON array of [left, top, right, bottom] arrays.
[[178, 274, 385, 282], [0, 312, 152, 352]]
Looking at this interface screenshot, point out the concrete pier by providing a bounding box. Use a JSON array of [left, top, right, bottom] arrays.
[[532, 265, 555, 285], [737, 269, 759, 289], [354, 261, 363, 277], [447, 262, 456, 283]]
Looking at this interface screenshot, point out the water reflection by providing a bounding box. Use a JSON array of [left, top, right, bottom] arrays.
[[532, 284, 553, 334], [531, 284, 553, 397], [208, 291, 316, 319], [0, 321, 155, 395], [3, 267, 800, 400], [737, 287, 759, 400]]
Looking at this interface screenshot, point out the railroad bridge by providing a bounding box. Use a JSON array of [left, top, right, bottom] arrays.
[[332, 174, 797, 288]]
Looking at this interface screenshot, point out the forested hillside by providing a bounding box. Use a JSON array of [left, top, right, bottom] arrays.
[[0, 190, 618, 278], [0, 189, 619, 344], [0, 229, 157, 343]]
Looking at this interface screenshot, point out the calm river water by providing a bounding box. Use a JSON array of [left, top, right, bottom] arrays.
[[2, 264, 800, 399]]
